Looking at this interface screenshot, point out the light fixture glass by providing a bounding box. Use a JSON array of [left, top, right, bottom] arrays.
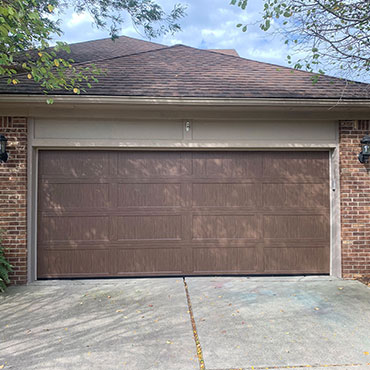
[[358, 134, 370, 163], [0, 135, 8, 163]]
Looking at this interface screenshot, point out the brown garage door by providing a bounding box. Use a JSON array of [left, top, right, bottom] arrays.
[[37, 150, 330, 278]]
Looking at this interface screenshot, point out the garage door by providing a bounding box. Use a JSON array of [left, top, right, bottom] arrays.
[[37, 150, 330, 278]]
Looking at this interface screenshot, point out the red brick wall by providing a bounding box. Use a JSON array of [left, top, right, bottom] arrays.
[[339, 120, 370, 278], [0, 117, 28, 285]]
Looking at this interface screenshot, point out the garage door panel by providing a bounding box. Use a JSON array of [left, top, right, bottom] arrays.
[[193, 152, 263, 178], [37, 150, 330, 278], [115, 248, 183, 274], [117, 152, 192, 178], [264, 247, 330, 273], [39, 216, 110, 242], [192, 215, 261, 240], [263, 151, 329, 180], [40, 183, 110, 210], [263, 215, 328, 240], [39, 150, 110, 178], [38, 249, 110, 277], [118, 183, 183, 208], [116, 215, 183, 241], [192, 247, 258, 273], [263, 183, 329, 208], [192, 183, 262, 207]]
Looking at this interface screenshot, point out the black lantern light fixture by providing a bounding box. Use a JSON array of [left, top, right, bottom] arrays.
[[358, 134, 370, 164], [0, 135, 8, 163]]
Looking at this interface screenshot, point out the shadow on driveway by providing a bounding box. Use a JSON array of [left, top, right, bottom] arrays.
[[0, 278, 197, 370]]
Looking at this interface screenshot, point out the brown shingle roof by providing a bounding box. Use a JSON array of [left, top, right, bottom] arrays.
[[53, 35, 166, 63], [2, 41, 369, 99], [16, 35, 166, 64], [208, 49, 239, 57]]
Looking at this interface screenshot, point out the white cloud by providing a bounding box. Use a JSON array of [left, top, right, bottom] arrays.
[[201, 29, 226, 38], [67, 12, 94, 28], [246, 47, 286, 62]]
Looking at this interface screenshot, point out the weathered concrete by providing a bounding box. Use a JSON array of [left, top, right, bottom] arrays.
[[2, 276, 370, 370], [0, 278, 198, 370], [187, 276, 370, 370]]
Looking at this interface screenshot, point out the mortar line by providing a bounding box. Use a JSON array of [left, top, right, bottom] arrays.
[[183, 277, 206, 370]]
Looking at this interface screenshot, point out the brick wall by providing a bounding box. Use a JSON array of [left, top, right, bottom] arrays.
[[339, 120, 370, 278], [0, 117, 28, 285]]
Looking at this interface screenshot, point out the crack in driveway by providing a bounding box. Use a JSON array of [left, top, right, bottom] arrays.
[[184, 277, 206, 370]]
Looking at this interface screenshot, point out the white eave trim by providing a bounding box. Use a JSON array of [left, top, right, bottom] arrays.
[[0, 94, 369, 107]]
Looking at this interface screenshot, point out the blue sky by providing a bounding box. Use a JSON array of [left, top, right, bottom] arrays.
[[55, 0, 293, 68]]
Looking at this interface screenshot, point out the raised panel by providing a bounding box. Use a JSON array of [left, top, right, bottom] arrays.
[[116, 248, 183, 273], [263, 183, 329, 208], [38, 250, 110, 276], [39, 150, 110, 178], [193, 215, 260, 240], [263, 215, 328, 239], [118, 152, 191, 177], [39, 216, 109, 242], [39, 183, 110, 210], [116, 216, 182, 240], [118, 183, 182, 207], [263, 152, 328, 180], [264, 247, 329, 272], [193, 247, 257, 272], [193, 152, 262, 178], [192, 183, 261, 207]]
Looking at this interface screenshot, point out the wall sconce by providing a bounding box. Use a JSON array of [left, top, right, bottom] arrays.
[[358, 134, 370, 164], [0, 135, 8, 163]]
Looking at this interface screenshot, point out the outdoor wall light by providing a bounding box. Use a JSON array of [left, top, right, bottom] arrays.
[[0, 135, 8, 163], [358, 134, 370, 164]]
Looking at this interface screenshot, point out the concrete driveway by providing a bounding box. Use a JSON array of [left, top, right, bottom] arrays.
[[0, 277, 370, 370]]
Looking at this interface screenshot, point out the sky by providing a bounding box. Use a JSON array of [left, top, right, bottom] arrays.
[[54, 0, 293, 69]]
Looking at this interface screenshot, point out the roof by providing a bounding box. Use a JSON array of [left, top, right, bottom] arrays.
[[16, 35, 166, 64], [61, 36, 165, 63], [208, 49, 239, 57], [1, 37, 369, 99]]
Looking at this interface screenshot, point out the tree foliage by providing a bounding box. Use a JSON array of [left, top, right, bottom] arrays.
[[0, 231, 12, 293], [0, 0, 185, 98], [231, 0, 370, 81]]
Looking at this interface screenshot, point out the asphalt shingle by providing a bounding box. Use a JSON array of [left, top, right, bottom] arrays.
[[1, 37, 369, 99]]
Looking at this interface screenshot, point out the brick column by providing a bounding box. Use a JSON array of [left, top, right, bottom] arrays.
[[0, 117, 28, 284], [339, 120, 370, 278]]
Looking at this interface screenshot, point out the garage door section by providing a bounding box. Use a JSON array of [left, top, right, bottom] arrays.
[[37, 151, 330, 278]]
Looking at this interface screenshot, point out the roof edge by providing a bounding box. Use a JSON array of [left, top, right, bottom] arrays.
[[0, 94, 369, 108]]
